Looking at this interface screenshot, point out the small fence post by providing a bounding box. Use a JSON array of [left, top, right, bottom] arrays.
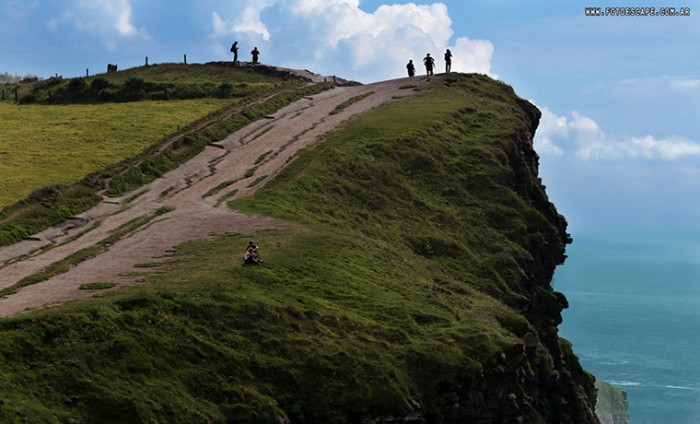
[[184, 54, 187, 64]]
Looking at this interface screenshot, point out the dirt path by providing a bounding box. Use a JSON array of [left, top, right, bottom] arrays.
[[0, 75, 427, 317]]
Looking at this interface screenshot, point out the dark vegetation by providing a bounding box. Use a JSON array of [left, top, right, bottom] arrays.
[[2, 63, 308, 105], [329, 91, 375, 115], [0, 64, 333, 247], [0, 73, 598, 423], [0, 71, 37, 84]]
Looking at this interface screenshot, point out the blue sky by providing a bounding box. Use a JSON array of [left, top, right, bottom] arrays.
[[2, 0, 699, 240]]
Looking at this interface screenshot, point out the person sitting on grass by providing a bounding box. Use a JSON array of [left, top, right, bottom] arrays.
[[243, 241, 262, 265]]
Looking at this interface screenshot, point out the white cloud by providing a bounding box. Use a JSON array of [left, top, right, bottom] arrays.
[[618, 76, 700, 92], [535, 107, 700, 161], [451, 36, 494, 76], [211, 1, 273, 41], [210, 0, 494, 82], [289, 0, 360, 15], [625, 135, 700, 160], [211, 11, 227, 36], [534, 107, 568, 156], [53, 0, 149, 50], [667, 78, 700, 91]]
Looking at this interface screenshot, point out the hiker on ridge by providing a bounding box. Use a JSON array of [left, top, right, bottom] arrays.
[[406, 60, 415, 77], [251, 47, 260, 64], [423, 53, 435, 76], [230, 41, 239, 65], [444, 49, 452, 73]]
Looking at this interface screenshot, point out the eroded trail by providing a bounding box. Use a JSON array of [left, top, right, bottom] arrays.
[[0, 76, 427, 317]]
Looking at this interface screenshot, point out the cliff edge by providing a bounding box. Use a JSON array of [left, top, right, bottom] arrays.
[[596, 381, 630, 424], [233, 73, 600, 422], [0, 73, 599, 423]]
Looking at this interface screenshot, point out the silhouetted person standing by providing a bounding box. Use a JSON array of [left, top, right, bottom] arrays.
[[251, 47, 260, 64], [423, 53, 435, 76], [444, 49, 452, 73], [230, 41, 239, 65], [406, 60, 415, 77]]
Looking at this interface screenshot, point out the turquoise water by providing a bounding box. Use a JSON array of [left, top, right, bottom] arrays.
[[556, 236, 700, 424]]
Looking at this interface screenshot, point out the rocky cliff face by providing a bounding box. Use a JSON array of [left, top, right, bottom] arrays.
[[242, 73, 605, 423], [596, 381, 630, 424], [443, 87, 600, 423], [256, 73, 605, 423]]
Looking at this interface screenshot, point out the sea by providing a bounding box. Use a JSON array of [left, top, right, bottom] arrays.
[[556, 234, 700, 424]]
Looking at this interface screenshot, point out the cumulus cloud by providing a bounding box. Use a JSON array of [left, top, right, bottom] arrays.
[[590, 135, 700, 160], [535, 107, 700, 161], [534, 107, 568, 156], [211, 1, 273, 41], [51, 0, 149, 50], [210, 0, 494, 82]]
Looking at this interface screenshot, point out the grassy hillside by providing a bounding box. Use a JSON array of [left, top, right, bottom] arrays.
[[0, 99, 231, 208], [0, 74, 597, 423], [0, 64, 330, 247], [1, 63, 291, 105], [0, 63, 308, 209]]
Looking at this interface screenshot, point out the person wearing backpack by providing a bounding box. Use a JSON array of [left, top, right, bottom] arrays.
[[406, 59, 415, 77], [423, 53, 435, 76], [251, 47, 260, 64]]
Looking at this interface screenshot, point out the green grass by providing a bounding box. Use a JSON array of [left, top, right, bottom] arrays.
[[0, 228, 528, 423], [254, 150, 274, 165], [0, 74, 596, 423], [125, 189, 149, 204], [234, 72, 562, 311], [216, 190, 239, 207], [98, 82, 333, 198], [3, 63, 297, 105], [0, 99, 232, 209], [91, 63, 280, 85], [0, 64, 333, 247], [246, 175, 268, 188], [329, 91, 374, 115], [79, 282, 117, 290], [202, 181, 235, 198]]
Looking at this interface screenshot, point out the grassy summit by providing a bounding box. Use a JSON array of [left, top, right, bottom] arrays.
[[0, 63, 304, 209], [0, 64, 328, 246], [0, 73, 596, 423]]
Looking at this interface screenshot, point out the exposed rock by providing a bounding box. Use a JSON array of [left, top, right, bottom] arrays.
[[596, 380, 630, 424]]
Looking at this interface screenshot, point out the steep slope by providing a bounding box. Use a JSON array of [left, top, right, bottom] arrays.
[[0, 77, 420, 315], [596, 381, 629, 424], [0, 73, 597, 423], [233, 73, 599, 423]]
